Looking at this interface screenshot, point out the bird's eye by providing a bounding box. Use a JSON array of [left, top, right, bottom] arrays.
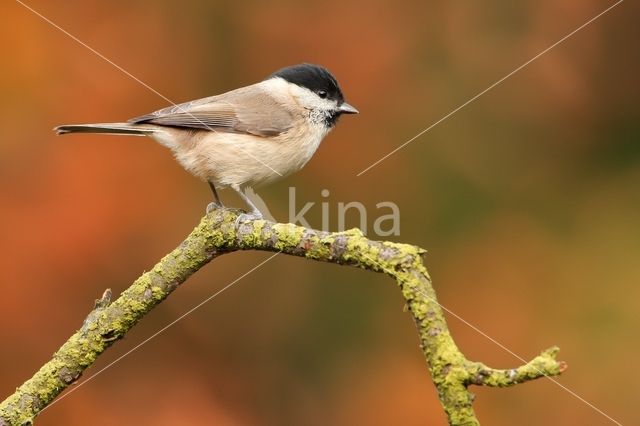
[[317, 90, 328, 99]]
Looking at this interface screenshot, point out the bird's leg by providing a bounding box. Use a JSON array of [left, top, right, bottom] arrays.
[[231, 184, 264, 222], [206, 181, 224, 214]]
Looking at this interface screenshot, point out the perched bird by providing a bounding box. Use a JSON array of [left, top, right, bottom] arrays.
[[55, 63, 358, 220]]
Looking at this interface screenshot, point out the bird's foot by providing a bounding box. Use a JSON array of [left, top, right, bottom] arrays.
[[206, 202, 223, 214], [235, 211, 264, 226]]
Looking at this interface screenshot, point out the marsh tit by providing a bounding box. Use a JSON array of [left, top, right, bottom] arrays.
[[55, 63, 358, 220]]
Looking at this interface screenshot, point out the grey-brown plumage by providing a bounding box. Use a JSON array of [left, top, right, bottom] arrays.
[[55, 64, 358, 220], [128, 88, 295, 137]]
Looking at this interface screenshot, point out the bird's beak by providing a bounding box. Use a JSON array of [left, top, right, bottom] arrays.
[[338, 102, 359, 114]]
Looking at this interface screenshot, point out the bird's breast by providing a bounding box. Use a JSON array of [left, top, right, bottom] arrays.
[[283, 119, 331, 170], [166, 120, 331, 188]]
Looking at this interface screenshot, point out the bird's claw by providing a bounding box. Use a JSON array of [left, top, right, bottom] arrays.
[[206, 202, 223, 214], [235, 211, 264, 226]]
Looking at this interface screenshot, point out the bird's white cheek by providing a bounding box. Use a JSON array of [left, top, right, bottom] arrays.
[[308, 109, 326, 125]]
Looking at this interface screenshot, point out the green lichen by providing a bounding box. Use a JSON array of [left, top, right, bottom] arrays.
[[238, 219, 266, 246], [304, 235, 332, 260], [1, 210, 565, 426], [271, 223, 305, 251]]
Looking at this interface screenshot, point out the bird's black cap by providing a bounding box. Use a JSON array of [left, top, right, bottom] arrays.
[[269, 63, 345, 104]]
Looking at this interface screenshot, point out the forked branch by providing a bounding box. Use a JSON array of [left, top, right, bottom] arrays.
[[0, 209, 566, 425]]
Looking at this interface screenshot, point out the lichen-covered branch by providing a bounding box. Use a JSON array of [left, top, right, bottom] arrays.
[[465, 347, 567, 387], [0, 208, 566, 425]]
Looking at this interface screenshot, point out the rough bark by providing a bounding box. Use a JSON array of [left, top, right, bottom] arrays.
[[0, 209, 566, 425]]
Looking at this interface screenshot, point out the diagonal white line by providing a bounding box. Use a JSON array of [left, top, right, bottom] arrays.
[[40, 252, 281, 413], [14, 0, 283, 177], [437, 302, 622, 425], [360, 252, 622, 425], [14, 0, 177, 109], [356, 0, 624, 176], [13, 0, 625, 423]]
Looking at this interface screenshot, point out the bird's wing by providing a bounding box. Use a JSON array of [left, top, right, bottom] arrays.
[[129, 87, 295, 137]]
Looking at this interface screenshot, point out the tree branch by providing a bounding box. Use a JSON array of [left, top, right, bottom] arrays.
[[0, 209, 566, 425]]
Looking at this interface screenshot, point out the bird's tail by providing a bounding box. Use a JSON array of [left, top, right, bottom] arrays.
[[54, 122, 156, 136]]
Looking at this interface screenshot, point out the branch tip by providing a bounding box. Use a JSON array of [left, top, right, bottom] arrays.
[[94, 288, 112, 309]]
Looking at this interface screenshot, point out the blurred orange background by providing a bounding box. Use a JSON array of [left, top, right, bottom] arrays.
[[1, 1, 638, 425]]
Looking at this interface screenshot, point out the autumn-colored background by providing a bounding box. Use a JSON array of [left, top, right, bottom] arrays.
[[1, 1, 638, 425]]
